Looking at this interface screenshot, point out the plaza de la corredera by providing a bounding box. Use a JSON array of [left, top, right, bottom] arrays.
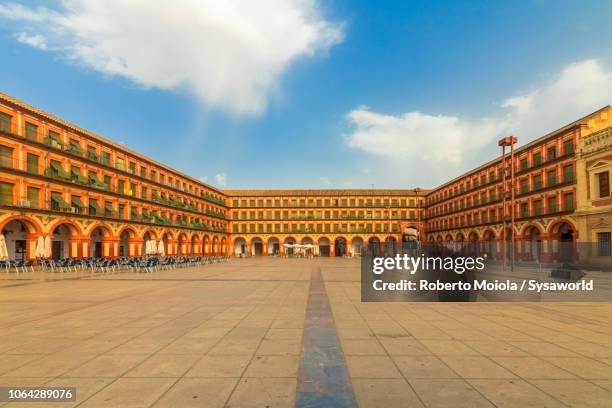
[[2, 91, 612, 267]]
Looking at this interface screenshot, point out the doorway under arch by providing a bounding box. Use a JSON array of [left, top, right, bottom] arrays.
[[318, 237, 330, 257], [334, 237, 347, 257], [1, 219, 35, 261]]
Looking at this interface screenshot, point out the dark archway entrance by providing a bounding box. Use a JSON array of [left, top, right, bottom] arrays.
[[335, 237, 346, 257]]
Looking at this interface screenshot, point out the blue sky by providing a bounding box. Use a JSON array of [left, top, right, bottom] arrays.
[[1, 0, 612, 189]]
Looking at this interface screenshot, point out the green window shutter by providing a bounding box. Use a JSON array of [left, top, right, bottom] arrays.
[[70, 166, 88, 184], [88, 172, 105, 189], [533, 175, 542, 189], [0, 181, 14, 205], [87, 146, 98, 161], [564, 165, 574, 182], [26, 187, 39, 208], [104, 202, 117, 216], [25, 123, 38, 141], [89, 199, 101, 215], [565, 193, 574, 210], [49, 161, 70, 180], [71, 196, 84, 208], [0, 145, 14, 168], [67, 139, 83, 156], [26, 153, 39, 174], [51, 192, 71, 210], [45, 131, 63, 148], [0, 112, 12, 132]]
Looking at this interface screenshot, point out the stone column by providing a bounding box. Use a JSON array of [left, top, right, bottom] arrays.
[[129, 238, 143, 257]]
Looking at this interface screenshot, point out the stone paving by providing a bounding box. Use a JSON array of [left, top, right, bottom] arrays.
[[1, 258, 612, 407]]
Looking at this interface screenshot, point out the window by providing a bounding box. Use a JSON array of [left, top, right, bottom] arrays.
[[26, 153, 39, 174], [520, 179, 528, 194], [101, 151, 111, 165], [67, 139, 82, 156], [563, 139, 574, 155], [49, 159, 68, 179], [27, 186, 39, 208], [70, 166, 88, 184], [564, 193, 574, 210], [563, 165, 574, 182], [521, 203, 529, 217], [87, 146, 98, 161], [104, 175, 112, 190], [533, 200, 542, 215], [520, 159, 528, 170], [89, 199, 101, 216], [71, 196, 84, 214], [547, 196, 557, 213], [47, 130, 62, 147], [25, 122, 38, 141], [533, 174, 542, 190], [597, 171, 610, 198], [116, 157, 125, 171], [129, 162, 136, 174], [0, 145, 13, 168], [597, 232, 612, 256], [533, 153, 542, 166], [51, 192, 70, 211], [547, 170, 557, 186], [547, 147, 556, 161], [0, 181, 14, 205], [0, 112, 11, 132]]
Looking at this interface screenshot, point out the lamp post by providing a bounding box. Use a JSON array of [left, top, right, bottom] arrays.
[[498, 136, 518, 272]]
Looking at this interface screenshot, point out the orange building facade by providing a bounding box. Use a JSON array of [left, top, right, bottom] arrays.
[[425, 106, 612, 262], [0, 93, 229, 260], [225, 189, 425, 257], [1, 92, 612, 261]]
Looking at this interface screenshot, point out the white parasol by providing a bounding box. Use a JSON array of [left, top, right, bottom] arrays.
[[35, 236, 45, 258], [44, 235, 52, 258], [157, 240, 165, 257], [144, 240, 152, 255], [0, 234, 8, 261]]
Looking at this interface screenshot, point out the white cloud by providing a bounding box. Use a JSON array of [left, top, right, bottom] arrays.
[[215, 173, 227, 186], [16, 32, 48, 50], [198, 176, 208, 183], [345, 59, 612, 185], [0, 0, 343, 115]]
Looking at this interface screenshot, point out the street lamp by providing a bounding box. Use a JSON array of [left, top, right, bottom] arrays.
[[498, 136, 518, 272]]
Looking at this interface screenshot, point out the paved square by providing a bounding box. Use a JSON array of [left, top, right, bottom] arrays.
[[1, 258, 612, 407]]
